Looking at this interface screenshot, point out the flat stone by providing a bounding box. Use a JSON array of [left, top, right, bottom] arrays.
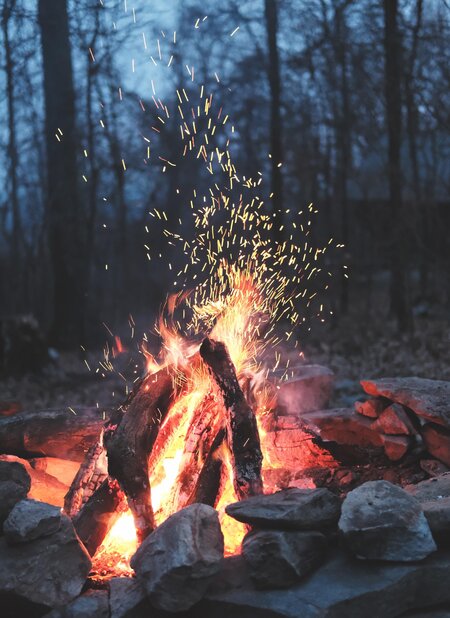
[[198, 548, 450, 618], [381, 434, 411, 461], [226, 488, 341, 531], [423, 424, 450, 467], [276, 365, 334, 414], [354, 398, 386, 418], [30, 458, 80, 488], [361, 378, 450, 428], [0, 455, 70, 507], [4, 499, 62, 544], [373, 403, 417, 435], [0, 407, 105, 462], [131, 503, 224, 612], [44, 590, 109, 618], [405, 473, 450, 537], [339, 480, 436, 561], [263, 425, 337, 471], [242, 530, 327, 589], [302, 408, 383, 448], [0, 513, 91, 608]]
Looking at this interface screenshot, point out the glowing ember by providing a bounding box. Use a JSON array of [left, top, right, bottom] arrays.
[[92, 512, 136, 578]]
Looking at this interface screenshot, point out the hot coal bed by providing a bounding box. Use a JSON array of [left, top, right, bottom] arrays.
[[1, 355, 450, 618]]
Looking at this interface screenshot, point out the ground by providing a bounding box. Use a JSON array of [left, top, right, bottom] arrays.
[[0, 312, 448, 414]]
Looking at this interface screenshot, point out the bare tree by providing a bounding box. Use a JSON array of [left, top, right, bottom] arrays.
[[1, 0, 21, 304], [38, 0, 85, 345], [264, 0, 284, 242], [383, 0, 411, 331]]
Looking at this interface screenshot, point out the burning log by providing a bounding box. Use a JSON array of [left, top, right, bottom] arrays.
[[104, 367, 176, 542], [199, 337, 264, 500], [172, 395, 225, 510], [191, 428, 226, 507], [73, 478, 126, 556], [64, 438, 107, 517]]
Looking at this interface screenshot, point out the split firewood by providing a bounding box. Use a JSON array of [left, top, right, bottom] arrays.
[[73, 478, 127, 556], [104, 366, 176, 542], [64, 437, 107, 517], [190, 428, 226, 507], [199, 337, 264, 500]]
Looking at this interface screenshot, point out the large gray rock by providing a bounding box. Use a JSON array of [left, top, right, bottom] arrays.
[[361, 378, 450, 428], [339, 481, 436, 561], [0, 460, 31, 527], [242, 529, 327, 589], [198, 548, 450, 618], [405, 473, 450, 537], [131, 503, 224, 612], [0, 513, 91, 608], [4, 499, 61, 544], [226, 488, 341, 531], [276, 365, 334, 414], [44, 590, 109, 618]]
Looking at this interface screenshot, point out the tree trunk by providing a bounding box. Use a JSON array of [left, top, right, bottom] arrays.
[[383, 0, 412, 332], [1, 0, 21, 309], [38, 0, 85, 346], [264, 0, 284, 243], [335, 5, 351, 314]]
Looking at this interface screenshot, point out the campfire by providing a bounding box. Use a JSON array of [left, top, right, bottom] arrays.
[[63, 264, 334, 579]]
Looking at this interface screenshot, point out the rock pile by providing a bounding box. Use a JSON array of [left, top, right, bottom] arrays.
[[226, 488, 339, 588], [0, 373, 449, 618], [302, 377, 450, 471]]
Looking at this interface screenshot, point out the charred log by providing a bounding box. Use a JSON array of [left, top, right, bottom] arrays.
[[191, 428, 226, 507], [73, 478, 126, 556], [104, 367, 175, 542], [199, 337, 264, 500], [64, 437, 107, 517]]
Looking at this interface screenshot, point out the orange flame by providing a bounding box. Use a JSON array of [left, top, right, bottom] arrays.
[[94, 264, 288, 575]]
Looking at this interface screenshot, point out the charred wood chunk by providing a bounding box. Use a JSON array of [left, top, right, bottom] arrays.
[[200, 337, 263, 500]]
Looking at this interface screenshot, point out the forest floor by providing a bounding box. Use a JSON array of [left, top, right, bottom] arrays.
[[0, 312, 448, 413]]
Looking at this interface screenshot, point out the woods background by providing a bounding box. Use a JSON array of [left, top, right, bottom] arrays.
[[0, 0, 449, 352]]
